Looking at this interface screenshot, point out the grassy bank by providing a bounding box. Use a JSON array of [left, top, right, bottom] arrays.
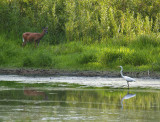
[[1, 0, 160, 73], [0, 33, 160, 72]]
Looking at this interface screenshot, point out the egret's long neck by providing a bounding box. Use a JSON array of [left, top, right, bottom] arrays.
[[121, 99, 124, 109], [120, 67, 124, 78]]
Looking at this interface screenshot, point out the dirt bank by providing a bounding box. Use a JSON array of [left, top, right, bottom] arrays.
[[0, 68, 160, 78]]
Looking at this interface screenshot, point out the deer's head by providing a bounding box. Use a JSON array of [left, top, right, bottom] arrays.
[[42, 27, 48, 34]]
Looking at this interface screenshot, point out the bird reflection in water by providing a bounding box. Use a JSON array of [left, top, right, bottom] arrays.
[[24, 88, 48, 100], [121, 90, 136, 109]]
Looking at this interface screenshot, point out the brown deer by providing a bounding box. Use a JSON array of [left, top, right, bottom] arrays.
[[24, 88, 48, 100], [22, 27, 48, 47]]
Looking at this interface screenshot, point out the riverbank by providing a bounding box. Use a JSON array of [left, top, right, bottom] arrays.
[[0, 68, 160, 78]]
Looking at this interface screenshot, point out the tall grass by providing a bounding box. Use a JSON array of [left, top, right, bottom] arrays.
[[1, 33, 160, 72], [0, 34, 54, 68], [0, 0, 159, 44]]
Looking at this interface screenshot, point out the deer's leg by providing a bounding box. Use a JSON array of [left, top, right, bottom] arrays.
[[34, 40, 37, 48], [22, 37, 26, 47], [37, 40, 40, 46], [22, 41, 26, 47]]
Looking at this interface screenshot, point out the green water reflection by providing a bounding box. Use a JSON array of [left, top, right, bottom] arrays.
[[0, 81, 160, 121]]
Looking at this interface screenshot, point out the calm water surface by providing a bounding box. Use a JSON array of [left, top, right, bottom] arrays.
[[0, 75, 160, 121]]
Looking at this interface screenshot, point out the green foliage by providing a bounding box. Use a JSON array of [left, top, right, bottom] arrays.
[[0, 33, 160, 71], [34, 52, 53, 67], [54, 42, 83, 55], [0, 0, 160, 71], [23, 57, 34, 67], [122, 51, 148, 66], [100, 49, 123, 65], [22, 48, 54, 68], [100, 44, 151, 67], [131, 35, 160, 49], [0, 53, 5, 65], [153, 57, 160, 71], [22, 52, 54, 68], [1, 0, 159, 43], [78, 52, 97, 64]]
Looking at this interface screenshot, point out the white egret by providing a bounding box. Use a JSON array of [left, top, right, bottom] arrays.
[[121, 91, 136, 109], [119, 66, 136, 88]]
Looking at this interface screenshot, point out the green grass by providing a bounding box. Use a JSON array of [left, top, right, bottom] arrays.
[[0, 33, 160, 72]]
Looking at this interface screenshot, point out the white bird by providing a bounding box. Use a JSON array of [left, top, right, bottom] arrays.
[[119, 66, 136, 88], [121, 92, 136, 109]]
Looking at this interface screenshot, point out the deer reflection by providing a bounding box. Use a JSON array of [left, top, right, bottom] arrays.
[[121, 90, 136, 109], [24, 88, 48, 100]]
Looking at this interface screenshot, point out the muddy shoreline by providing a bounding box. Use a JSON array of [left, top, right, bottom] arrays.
[[0, 68, 160, 78]]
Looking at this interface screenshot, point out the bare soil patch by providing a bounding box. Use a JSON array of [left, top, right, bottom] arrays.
[[0, 68, 160, 78]]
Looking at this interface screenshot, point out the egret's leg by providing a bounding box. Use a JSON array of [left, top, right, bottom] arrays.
[[127, 82, 129, 89]]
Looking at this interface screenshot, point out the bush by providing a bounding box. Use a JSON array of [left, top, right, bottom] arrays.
[[133, 35, 160, 48], [34, 53, 53, 67], [54, 42, 83, 55], [22, 57, 34, 67], [100, 47, 149, 67], [0, 53, 5, 65], [78, 53, 97, 64], [22, 52, 53, 68], [122, 51, 148, 66], [100, 49, 124, 65]]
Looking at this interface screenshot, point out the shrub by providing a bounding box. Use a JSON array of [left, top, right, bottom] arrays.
[[100, 47, 149, 67], [133, 35, 160, 48], [122, 51, 148, 66], [151, 56, 160, 71], [100, 49, 124, 65], [22, 52, 53, 68], [23, 57, 34, 67], [34, 53, 53, 67], [0, 53, 5, 65], [54, 42, 83, 55], [78, 53, 97, 64]]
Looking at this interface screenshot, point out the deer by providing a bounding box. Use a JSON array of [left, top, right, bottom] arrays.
[[24, 88, 48, 100], [22, 27, 48, 47]]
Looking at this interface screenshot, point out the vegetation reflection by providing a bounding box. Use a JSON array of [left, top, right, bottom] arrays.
[[0, 81, 159, 111], [121, 90, 136, 109]]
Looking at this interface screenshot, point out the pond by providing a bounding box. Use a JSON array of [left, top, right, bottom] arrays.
[[0, 75, 160, 121]]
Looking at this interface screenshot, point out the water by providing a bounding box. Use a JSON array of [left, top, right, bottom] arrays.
[[0, 75, 160, 121]]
